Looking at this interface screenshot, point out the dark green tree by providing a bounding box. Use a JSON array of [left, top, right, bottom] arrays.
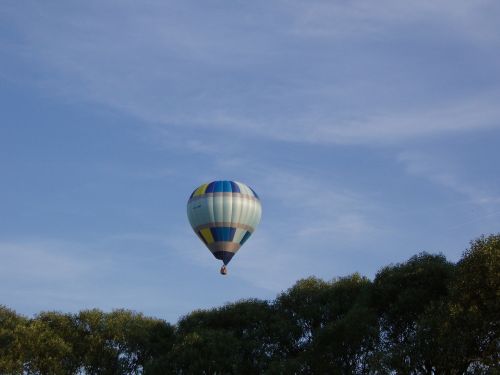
[[74, 309, 119, 375], [25, 311, 81, 374], [21, 314, 75, 375], [106, 309, 175, 374], [75, 309, 174, 375], [0, 234, 497, 375], [274, 274, 375, 373], [434, 234, 499, 373], [158, 299, 288, 374], [0, 305, 26, 374], [371, 252, 455, 373], [311, 303, 378, 374]]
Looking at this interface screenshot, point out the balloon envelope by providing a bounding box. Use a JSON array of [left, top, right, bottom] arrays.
[[187, 180, 262, 265]]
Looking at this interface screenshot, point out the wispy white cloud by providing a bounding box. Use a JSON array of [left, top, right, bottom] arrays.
[[193, 91, 500, 145], [261, 169, 383, 246], [0, 240, 93, 282], [296, 213, 374, 239], [292, 93, 500, 144], [0, 234, 231, 318], [287, 0, 500, 43], [0, 239, 105, 313], [398, 151, 500, 206], [3, 0, 500, 147]]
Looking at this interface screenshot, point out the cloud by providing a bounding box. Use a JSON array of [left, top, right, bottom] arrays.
[[287, 0, 500, 43], [398, 151, 500, 206], [193, 92, 500, 145], [261, 169, 383, 246], [0, 240, 91, 282], [0, 240, 103, 313], [0, 234, 224, 319], [3, 0, 500, 147], [296, 213, 374, 239]]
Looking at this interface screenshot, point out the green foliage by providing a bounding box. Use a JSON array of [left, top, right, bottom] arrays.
[[274, 274, 374, 372], [165, 299, 288, 374], [312, 305, 379, 374], [372, 252, 455, 373], [0, 305, 26, 374], [75, 309, 174, 375], [22, 316, 74, 375], [445, 234, 500, 372], [0, 234, 498, 374]]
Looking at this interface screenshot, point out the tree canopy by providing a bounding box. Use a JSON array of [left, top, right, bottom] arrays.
[[1, 234, 498, 374]]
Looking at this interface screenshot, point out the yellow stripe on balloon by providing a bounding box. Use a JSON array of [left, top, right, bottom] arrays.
[[200, 228, 214, 244], [194, 183, 209, 197]]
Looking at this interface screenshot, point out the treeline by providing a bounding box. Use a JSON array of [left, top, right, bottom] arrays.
[[1, 235, 498, 374]]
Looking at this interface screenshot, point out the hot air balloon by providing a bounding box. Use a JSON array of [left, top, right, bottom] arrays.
[[187, 180, 262, 275]]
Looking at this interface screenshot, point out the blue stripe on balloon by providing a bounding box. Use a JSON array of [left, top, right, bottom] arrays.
[[214, 181, 223, 193], [210, 227, 220, 241], [249, 187, 259, 199], [222, 180, 231, 192], [228, 227, 236, 241], [208, 227, 239, 242], [223, 227, 232, 241], [230, 181, 240, 193], [240, 231, 252, 245], [213, 251, 235, 265], [190, 180, 256, 196], [205, 181, 216, 193]]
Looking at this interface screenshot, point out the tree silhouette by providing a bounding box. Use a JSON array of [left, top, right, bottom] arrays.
[[0, 234, 498, 374]]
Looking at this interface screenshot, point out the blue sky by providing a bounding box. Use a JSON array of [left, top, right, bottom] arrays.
[[1, 0, 500, 322]]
